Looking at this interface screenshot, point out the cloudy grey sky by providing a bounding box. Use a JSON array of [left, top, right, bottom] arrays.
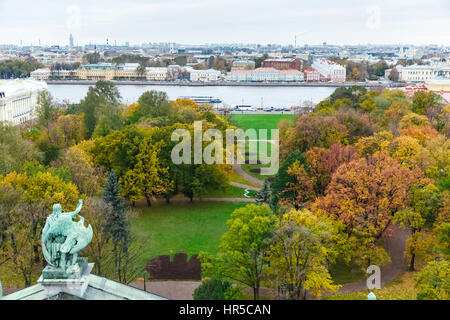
[[0, 0, 449, 46]]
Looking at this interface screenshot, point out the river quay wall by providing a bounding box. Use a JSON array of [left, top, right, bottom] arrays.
[[47, 80, 406, 88]]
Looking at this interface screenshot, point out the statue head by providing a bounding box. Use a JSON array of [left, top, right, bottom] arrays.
[[52, 203, 62, 216]]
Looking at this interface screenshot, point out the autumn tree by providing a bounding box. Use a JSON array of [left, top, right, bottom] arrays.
[[200, 204, 277, 300], [267, 209, 340, 299], [0, 123, 42, 175], [312, 153, 421, 267], [122, 139, 173, 207]]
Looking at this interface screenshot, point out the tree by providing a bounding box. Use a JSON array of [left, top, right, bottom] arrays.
[[79, 81, 122, 139], [255, 178, 272, 205], [122, 139, 173, 207], [80, 197, 111, 276], [388, 67, 399, 82], [133, 90, 172, 121], [271, 150, 307, 210], [36, 90, 59, 140], [53, 142, 104, 196], [0, 123, 42, 175], [267, 209, 340, 299], [193, 278, 238, 300], [312, 153, 420, 267], [4, 200, 47, 286], [283, 160, 315, 209], [415, 260, 450, 300], [200, 204, 277, 300], [412, 91, 442, 115], [102, 169, 130, 282]]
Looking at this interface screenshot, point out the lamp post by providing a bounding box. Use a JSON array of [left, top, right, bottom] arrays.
[[143, 270, 148, 292]]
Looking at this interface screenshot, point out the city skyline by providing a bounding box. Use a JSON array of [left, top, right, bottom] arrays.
[[0, 0, 449, 47]]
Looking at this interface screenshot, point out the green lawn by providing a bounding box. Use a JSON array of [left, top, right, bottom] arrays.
[[130, 201, 248, 266], [229, 114, 296, 136], [229, 114, 292, 180], [204, 184, 254, 198]]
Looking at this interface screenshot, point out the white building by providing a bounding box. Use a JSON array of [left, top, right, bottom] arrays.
[[0, 79, 48, 125], [251, 68, 279, 82], [146, 67, 168, 81], [278, 69, 304, 82], [311, 59, 346, 83], [226, 68, 304, 82], [190, 69, 221, 82], [30, 68, 51, 81], [398, 63, 450, 82], [226, 70, 252, 82]]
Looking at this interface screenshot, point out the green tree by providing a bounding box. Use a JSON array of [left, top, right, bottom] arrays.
[[193, 278, 238, 300], [415, 260, 450, 300], [79, 81, 122, 139], [200, 204, 277, 300], [255, 178, 272, 205], [102, 169, 130, 282], [36, 90, 59, 140]]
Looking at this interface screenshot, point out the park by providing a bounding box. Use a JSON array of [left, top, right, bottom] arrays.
[[0, 83, 448, 300]]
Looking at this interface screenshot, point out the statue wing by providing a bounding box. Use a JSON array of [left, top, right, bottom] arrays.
[[69, 223, 93, 254]]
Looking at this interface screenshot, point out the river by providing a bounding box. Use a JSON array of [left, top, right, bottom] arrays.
[[47, 84, 337, 108]]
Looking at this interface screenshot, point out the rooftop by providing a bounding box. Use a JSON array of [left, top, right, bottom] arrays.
[[0, 79, 47, 99]]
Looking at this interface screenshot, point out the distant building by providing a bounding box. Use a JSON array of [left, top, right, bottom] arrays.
[[226, 67, 304, 82], [231, 60, 255, 70], [304, 67, 321, 82], [76, 63, 141, 80], [190, 69, 221, 82], [262, 58, 302, 71], [398, 63, 450, 82], [30, 68, 51, 81], [278, 69, 304, 82], [311, 59, 346, 83], [0, 79, 47, 125], [251, 68, 279, 81], [226, 70, 253, 82], [146, 67, 168, 81], [69, 34, 74, 47], [76, 63, 116, 80]]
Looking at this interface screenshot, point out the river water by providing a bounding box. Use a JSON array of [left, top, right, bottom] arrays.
[[47, 84, 337, 108]]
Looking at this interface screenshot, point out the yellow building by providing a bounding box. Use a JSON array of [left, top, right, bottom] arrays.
[[76, 63, 141, 80]]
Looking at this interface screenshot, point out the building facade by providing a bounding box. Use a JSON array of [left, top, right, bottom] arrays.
[[262, 58, 302, 71], [146, 67, 168, 80], [190, 69, 221, 82], [311, 59, 346, 83], [0, 79, 48, 125], [304, 67, 321, 82], [226, 68, 304, 82], [398, 64, 450, 82], [30, 68, 51, 81]]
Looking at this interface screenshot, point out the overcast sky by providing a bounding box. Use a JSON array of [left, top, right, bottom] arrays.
[[0, 0, 449, 46]]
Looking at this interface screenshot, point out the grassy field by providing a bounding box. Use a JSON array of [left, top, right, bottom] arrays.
[[228, 114, 294, 180], [130, 201, 248, 266], [229, 114, 296, 135], [324, 271, 420, 300], [204, 184, 253, 198]]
